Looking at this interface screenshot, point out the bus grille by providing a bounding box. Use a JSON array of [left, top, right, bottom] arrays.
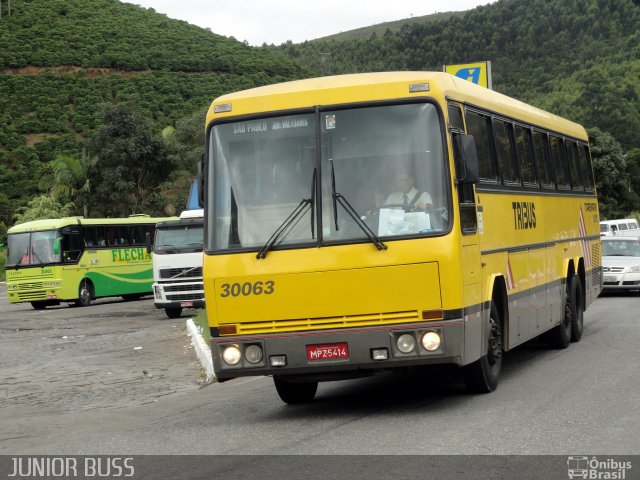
[[160, 267, 202, 279], [166, 293, 204, 301], [163, 283, 204, 293], [232, 310, 422, 335], [13, 282, 45, 290], [18, 291, 47, 301]]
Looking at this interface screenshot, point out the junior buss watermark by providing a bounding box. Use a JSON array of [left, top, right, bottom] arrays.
[[7, 457, 134, 478], [568, 456, 633, 479]]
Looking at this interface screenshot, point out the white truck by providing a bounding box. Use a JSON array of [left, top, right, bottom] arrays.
[[150, 209, 205, 318]]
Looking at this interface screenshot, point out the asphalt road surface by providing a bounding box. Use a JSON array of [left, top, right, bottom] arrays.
[[1, 285, 638, 457]]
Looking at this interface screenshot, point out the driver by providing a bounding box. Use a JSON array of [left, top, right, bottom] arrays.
[[384, 173, 432, 211]]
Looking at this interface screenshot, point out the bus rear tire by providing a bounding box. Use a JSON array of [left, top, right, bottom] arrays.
[[165, 307, 183, 319], [75, 280, 94, 307], [463, 301, 503, 393], [548, 275, 576, 349], [273, 376, 318, 404], [569, 277, 584, 342], [31, 301, 48, 310]]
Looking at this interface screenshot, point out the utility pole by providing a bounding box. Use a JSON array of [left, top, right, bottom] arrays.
[[7, 0, 10, 16], [320, 52, 331, 76], [1, 1, 3, 20]]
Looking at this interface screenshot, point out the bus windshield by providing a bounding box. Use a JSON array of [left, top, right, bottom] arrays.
[[209, 102, 449, 252], [155, 224, 204, 254], [6, 230, 62, 267]]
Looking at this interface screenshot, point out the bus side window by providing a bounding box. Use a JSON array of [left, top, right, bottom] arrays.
[[465, 110, 496, 182], [565, 140, 583, 191], [550, 136, 570, 190], [515, 125, 537, 187], [577, 144, 594, 191], [533, 131, 554, 189], [493, 119, 519, 186]]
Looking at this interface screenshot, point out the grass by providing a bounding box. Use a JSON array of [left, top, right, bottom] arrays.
[[0, 248, 6, 282], [193, 308, 210, 343]]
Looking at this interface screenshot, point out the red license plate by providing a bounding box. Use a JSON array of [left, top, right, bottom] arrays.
[[306, 343, 349, 361], [180, 301, 193, 307]]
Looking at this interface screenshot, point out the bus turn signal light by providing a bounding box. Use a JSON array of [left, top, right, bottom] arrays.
[[219, 324, 237, 335], [421, 309, 443, 321]]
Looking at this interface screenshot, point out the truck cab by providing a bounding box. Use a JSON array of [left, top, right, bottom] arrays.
[[151, 209, 205, 318]]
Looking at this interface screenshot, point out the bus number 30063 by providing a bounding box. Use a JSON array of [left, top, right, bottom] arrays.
[[219, 281, 275, 298]]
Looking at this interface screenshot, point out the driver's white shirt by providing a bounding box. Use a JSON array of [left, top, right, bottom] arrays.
[[385, 188, 432, 207]]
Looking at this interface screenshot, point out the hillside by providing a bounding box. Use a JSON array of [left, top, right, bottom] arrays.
[[0, 0, 307, 232], [315, 11, 465, 42], [274, 0, 640, 152]]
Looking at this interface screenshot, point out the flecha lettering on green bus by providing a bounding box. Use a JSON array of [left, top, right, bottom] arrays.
[[112, 250, 119, 262]]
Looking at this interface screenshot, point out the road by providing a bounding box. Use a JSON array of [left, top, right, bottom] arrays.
[[0, 285, 638, 456]]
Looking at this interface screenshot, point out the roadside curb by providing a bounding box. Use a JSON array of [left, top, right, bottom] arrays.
[[186, 318, 215, 384]]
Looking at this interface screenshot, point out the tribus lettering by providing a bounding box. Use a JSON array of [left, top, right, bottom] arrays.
[[512, 201, 537, 230], [111, 248, 150, 262]]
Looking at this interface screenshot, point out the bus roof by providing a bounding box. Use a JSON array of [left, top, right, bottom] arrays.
[[208, 71, 587, 141], [8, 216, 175, 234]]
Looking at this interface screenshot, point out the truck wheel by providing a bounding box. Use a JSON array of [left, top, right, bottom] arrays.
[[165, 307, 182, 319], [273, 376, 318, 404], [462, 301, 503, 393]]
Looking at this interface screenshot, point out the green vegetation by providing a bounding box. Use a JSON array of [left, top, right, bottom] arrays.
[[0, 0, 307, 236], [313, 11, 465, 42], [274, 0, 640, 153], [193, 309, 210, 343], [1, 0, 640, 235], [0, 247, 6, 282]]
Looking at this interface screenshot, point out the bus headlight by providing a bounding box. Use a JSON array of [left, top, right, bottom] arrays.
[[396, 334, 416, 353], [222, 345, 241, 365], [421, 331, 441, 351], [244, 345, 263, 364]]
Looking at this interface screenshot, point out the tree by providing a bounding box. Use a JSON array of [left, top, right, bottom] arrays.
[[86, 100, 173, 217], [50, 149, 97, 217], [589, 128, 636, 219], [13, 195, 73, 225]]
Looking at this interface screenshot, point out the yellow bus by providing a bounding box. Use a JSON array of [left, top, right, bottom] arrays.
[[6, 215, 172, 309], [200, 72, 601, 403]]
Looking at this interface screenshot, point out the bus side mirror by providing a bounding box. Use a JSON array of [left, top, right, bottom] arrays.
[[145, 232, 152, 254], [454, 134, 479, 185], [197, 154, 206, 208], [53, 238, 61, 255]]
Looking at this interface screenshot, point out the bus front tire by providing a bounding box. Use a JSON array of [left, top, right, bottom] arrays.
[[31, 301, 48, 310], [462, 301, 503, 393], [76, 280, 94, 307], [273, 376, 318, 404], [165, 307, 183, 319]]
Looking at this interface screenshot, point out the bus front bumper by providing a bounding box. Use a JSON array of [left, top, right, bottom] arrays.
[[211, 320, 465, 382]]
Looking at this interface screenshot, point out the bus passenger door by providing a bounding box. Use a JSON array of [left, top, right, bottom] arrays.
[[449, 103, 482, 362]]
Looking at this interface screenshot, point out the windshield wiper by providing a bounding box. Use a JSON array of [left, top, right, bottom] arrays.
[[330, 160, 387, 251], [256, 168, 317, 260]]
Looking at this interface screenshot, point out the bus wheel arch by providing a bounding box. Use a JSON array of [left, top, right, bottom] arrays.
[[76, 278, 94, 307], [462, 278, 506, 393]]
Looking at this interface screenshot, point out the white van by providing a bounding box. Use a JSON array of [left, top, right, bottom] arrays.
[[151, 209, 204, 318], [600, 218, 640, 237]]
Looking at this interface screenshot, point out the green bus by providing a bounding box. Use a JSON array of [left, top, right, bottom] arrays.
[[5, 215, 173, 309]]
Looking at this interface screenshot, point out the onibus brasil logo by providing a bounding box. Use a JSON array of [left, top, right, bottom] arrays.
[[567, 456, 632, 479]]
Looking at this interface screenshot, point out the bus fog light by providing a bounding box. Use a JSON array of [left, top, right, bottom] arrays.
[[421, 331, 441, 351], [372, 348, 388, 360], [396, 334, 416, 353], [245, 345, 263, 364], [222, 345, 241, 365], [270, 355, 287, 367]]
